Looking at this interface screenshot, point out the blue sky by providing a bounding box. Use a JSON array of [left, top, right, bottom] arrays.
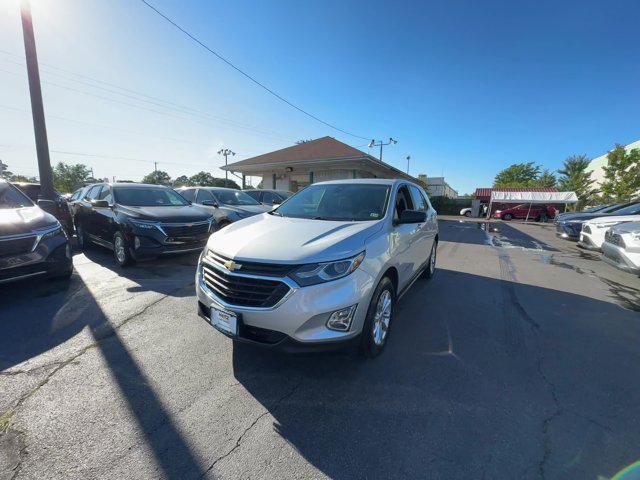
[[0, 0, 638, 194]]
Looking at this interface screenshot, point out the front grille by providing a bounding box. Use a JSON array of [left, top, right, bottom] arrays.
[[201, 263, 290, 308], [605, 230, 624, 247], [0, 236, 36, 258], [205, 250, 298, 277], [582, 225, 592, 234], [162, 222, 210, 237]]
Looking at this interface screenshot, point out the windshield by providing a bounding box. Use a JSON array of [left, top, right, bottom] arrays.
[[113, 187, 189, 207], [0, 182, 34, 208], [583, 205, 607, 213], [608, 203, 640, 216], [274, 184, 390, 221], [211, 189, 260, 206]]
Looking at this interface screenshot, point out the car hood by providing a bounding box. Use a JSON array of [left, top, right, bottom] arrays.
[[585, 215, 640, 226], [117, 204, 212, 222], [0, 206, 59, 236], [220, 204, 272, 216], [207, 213, 384, 263], [558, 212, 621, 222], [611, 221, 640, 234]]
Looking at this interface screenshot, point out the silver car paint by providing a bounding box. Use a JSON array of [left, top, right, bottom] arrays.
[[196, 179, 438, 344]]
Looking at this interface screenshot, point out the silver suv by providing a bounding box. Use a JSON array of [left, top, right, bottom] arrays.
[[195, 179, 438, 357]]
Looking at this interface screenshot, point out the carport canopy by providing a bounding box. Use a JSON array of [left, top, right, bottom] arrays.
[[488, 191, 579, 219]]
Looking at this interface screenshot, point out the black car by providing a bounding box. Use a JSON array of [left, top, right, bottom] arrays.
[[74, 183, 214, 266], [0, 180, 73, 284], [177, 187, 271, 229], [13, 182, 74, 235], [555, 202, 640, 240], [243, 189, 292, 206]]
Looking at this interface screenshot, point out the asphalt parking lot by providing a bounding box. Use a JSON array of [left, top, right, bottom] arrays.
[[1, 217, 639, 480]]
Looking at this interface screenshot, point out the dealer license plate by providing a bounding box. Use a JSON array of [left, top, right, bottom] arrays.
[[210, 307, 238, 335]]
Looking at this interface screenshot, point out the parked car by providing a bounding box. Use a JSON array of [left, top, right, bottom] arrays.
[[556, 202, 640, 240], [494, 204, 557, 221], [67, 186, 90, 217], [0, 180, 72, 284], [579, 214, 640, 250], [460, 205, 487, 218], [196, 179, 438, 357], [13, 182, 74, 235], [460, 207, 472, 217], [74, 183, 214, 266], [243, 189, 292, 206], [177, 187, 272, 229], [602, 221, 640, 275], [556, 204, 609, 220]]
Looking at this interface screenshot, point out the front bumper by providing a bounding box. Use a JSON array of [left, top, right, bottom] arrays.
[[578, 229, 604, 250], [555, 222, 581, 240], [126, 225, 210, 259], [195, 260, 376, 347], [602, 243, 640, 274], [0, 231, 72, 284]]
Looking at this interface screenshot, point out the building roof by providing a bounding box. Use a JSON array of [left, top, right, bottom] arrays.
[[225, 136, 367, 169], [475, 187, 557, 199]]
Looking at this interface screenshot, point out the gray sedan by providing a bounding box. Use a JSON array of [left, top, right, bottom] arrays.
[[177, 187, 272, 229]]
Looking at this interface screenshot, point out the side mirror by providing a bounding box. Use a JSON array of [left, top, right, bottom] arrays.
[[201, 200, 218, 207], [92, 200, 110, 208], [272, 199, 282, 205], [36, 198, 57, 215], [398, 209, 427, 224]]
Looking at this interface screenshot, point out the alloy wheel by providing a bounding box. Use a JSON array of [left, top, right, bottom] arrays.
[[115, 236, 126, 264], [372, 290, 392, 346]]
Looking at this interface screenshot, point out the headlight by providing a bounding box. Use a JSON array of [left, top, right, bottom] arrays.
[[632, 231, 640, 241], [130, 220, 159, 230], [596, 222, 618, 229], [289, 252, 365, 287], [38, 222, 64, 240]]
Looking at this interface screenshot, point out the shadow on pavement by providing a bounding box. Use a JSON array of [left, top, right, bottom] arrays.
[[0, 249, 198, 369], [439, 219, 559, 251], [232, 267, 639, 479], [1, 273, 206, 478]]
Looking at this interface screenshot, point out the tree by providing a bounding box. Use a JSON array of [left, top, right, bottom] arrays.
[[535, 169, 557, 188], [188, 171, 218, 186], [9, 174, 37, 182], [600, 145, 640, 202], [173, 175, 190, 187], [142, 170, 171, 185], [557, 155, 596, 210], [0, 159, 12, 179], [493, 162, 541, 188], [52, 162, 92, 192]]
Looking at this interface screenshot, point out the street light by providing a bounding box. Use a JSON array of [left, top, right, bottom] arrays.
[[368, 137, 398, 162], [217, 148, 235, 182], [406, 155, 411, 174]]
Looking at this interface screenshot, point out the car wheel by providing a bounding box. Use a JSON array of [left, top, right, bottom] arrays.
[[113, 231, 135, 267], [359, 276, 395, 358], [502, 213, 512, 221], [217, 220, 231, 230], [464, 211, 471, 217], [52, 267, 73, 281], [76, 222, 89, 250], [422, 240, 438, 279]]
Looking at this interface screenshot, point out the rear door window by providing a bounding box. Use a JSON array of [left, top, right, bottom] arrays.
[[196, 189, 214, 203], [85, 185, 102, 200], [179, 189, 195, 202]]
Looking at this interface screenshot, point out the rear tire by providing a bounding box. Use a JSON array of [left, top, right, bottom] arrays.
[[502, 213, 513, 221], [463, 211, 471, 217], [359, 277, 395, 358], [113, 231, 135, 267]]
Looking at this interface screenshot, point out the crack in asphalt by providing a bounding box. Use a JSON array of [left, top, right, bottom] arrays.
[[199, 376, 305, 479], [535, 353, 562, 480]]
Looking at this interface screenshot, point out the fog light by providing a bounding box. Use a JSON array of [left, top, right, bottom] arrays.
[[134, 236, 141, 250], [326, 305, 357, 331]]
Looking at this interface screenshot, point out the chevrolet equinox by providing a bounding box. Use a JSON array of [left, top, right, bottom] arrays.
[[196, 179, 438, 357]]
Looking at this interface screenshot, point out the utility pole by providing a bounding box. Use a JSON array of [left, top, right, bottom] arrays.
[[20, 0, 54, 200], [368, 138, 397, 162], [406, 155, 411, 174], [154, 161, 158, 173], [217, 148, 235, 182]]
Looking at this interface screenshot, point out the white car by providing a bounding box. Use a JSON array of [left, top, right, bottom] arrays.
[[460, 207, 472, 217], [601, 221, 640, 274], [579, 215, 640, 250]]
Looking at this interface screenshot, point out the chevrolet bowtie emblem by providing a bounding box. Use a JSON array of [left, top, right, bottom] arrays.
[[224, 260, 242, 271]]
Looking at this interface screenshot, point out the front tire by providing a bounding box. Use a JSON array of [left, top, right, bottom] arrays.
[[75, 222, 89, 250], [422, 240, 437, 279], [359, 276, 395, 358], [463, 211, 471, 217], [113, 231, 135, 267], [502, 213, 513, 221]]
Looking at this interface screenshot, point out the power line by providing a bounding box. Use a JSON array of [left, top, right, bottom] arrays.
[[138, 0, 371, 141]]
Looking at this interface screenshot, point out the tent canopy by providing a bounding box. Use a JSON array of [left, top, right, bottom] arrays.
[[489, 191, 578, 204]]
